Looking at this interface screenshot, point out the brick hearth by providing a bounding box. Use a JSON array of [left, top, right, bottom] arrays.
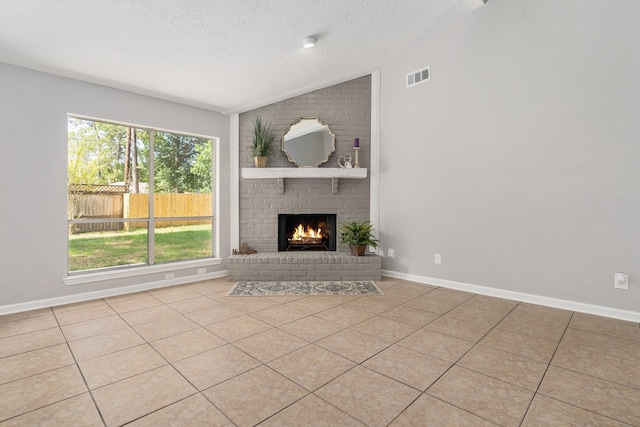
[[227, 252, 381, 282]]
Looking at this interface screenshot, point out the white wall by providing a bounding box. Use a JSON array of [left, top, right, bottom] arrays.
[[379, 0, 640, 313], [0, 62, 230, 309]]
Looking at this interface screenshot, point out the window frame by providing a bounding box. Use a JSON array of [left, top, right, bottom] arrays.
[[65, 115, 221, 282]]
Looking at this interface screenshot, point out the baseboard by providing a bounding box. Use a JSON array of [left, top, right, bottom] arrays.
[[382, 270, 640, 323], [4, 269, 638, 323], [0, 270, 228, 316]]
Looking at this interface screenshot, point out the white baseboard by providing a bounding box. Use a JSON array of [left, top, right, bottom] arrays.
[[0, 271, 228, 316], [4, 269, 638, 323], [382, 270, 640, 323]]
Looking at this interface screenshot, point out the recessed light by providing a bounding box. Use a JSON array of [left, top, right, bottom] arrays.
[[303, 37, 315, 49]]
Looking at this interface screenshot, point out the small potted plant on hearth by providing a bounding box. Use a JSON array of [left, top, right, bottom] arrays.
[[338, 220, 379, 256], [251, 115, 276, 167]]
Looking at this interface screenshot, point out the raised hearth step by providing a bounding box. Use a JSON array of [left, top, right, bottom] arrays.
[[227, 252, 381, 282]]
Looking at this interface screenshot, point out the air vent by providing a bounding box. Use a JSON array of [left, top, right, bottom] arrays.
[[406, 66, 430, 88]]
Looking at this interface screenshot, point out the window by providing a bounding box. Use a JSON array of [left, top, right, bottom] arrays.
[[67, 117, 215, 273]]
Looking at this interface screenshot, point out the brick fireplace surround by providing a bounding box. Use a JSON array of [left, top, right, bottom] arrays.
[[228, 76, 381, 282]]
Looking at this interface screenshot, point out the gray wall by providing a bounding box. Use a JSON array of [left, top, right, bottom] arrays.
[[0, 62, 230, 307], [239, 76, 371, 253], [379, 0, 640, 312]]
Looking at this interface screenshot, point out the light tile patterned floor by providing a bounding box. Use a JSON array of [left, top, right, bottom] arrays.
[[1, 277, 639, 426]]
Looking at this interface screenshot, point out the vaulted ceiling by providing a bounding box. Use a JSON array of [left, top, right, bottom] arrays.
[[0, 0, 458, 113]]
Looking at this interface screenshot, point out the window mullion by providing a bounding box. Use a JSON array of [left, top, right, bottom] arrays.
[[148, 128, 155, 265]]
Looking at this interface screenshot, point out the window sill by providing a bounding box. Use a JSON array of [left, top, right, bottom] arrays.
[[63, 258, 222, 286]]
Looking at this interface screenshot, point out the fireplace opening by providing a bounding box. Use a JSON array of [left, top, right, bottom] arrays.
[[278, 214, 337, 251]]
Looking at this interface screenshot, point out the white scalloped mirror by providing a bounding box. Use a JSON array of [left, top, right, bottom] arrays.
[[282, 117, 335, 168]]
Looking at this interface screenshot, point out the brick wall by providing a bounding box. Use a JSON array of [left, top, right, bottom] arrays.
[[239, 75, 371, 253]]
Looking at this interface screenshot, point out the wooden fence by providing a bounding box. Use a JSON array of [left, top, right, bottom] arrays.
[[124, 193, 212, 229], [69, 193, 212, 233], [69, 194, 124, 233]]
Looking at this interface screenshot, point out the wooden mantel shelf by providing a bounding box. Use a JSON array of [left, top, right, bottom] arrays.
[[241, 167, 367, 193], [242, 167, 367, 179]]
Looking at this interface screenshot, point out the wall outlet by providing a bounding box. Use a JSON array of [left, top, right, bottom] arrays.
[[614, 273, 629, 290], [434, 253, 442, 264], [387, 248, 395, 259], [165, 273, 175, 280], [197, 267, 207, 275]]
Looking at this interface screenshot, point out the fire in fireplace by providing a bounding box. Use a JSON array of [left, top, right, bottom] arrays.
[[278, 214, 337, 251]]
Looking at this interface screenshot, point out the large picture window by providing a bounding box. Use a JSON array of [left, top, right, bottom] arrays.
[[67, 117, 215, 273]]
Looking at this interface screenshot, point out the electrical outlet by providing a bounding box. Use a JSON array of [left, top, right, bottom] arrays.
[[387, 248, 395, 259], [614, 273, 629, 290], [197, 267, 207, 275], [165, 273, 175, 280], [434, 254, 442, 264]]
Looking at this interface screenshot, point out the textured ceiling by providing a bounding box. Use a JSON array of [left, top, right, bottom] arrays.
[[0, 0, 458, 113]]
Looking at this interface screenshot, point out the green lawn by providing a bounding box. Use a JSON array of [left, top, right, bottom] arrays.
[[69, 224, 212, 271]]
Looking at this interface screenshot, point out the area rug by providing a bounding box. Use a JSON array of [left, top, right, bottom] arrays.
[[227, 281, 383, 296]]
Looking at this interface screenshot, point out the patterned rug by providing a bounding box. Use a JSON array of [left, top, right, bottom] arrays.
[[227, 281, 383, 296]]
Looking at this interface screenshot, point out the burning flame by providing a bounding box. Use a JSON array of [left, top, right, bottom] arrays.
[[292, 224, 322, 240]]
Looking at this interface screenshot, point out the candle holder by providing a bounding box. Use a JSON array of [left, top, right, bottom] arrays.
[[353, 147, 360, 168]]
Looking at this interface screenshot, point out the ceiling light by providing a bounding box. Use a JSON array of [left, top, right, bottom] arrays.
[[303, 37, 315, 49]]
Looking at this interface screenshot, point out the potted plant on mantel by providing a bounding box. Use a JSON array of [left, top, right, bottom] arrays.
[[251, 116, 276, 167], [338, 220, 380, 256]]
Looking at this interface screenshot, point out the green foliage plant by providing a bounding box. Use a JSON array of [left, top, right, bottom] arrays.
[[338, 220, 380, 249], [251, 116, 276, 158]]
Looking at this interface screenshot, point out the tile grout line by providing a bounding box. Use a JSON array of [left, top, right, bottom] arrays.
[[87, 281, 423, 425], [3, 278, 638, 425], [110, 285, 237, 426], [54, 305, 109, 427], [260, 283, 476, 426], [0, 280, 537, 425], [412, 297, 524, 427], [516, 309, 576, 426], [242, 282, 410, 426]]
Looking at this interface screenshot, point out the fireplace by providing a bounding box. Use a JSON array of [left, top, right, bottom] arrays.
[[278, 214, 337, 251]]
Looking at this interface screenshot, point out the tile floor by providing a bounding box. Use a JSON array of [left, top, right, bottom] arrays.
[[1, 276, 639, 426]]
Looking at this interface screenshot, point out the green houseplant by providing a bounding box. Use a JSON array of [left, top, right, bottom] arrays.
[[251, 116, 276, 167], [338, 220, 380, 256]]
